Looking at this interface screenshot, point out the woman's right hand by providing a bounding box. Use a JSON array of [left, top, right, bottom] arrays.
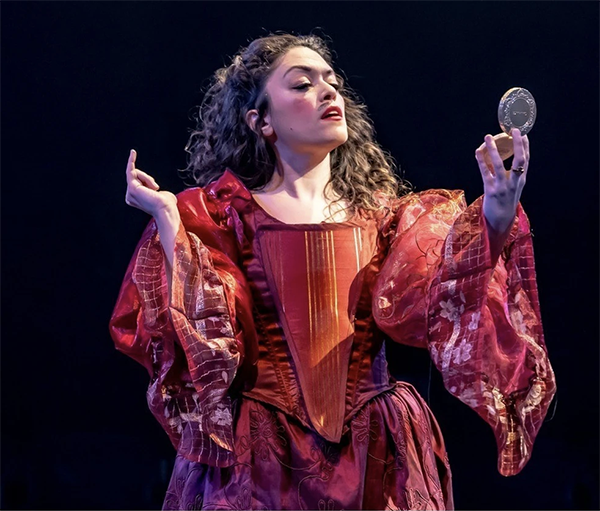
[[125, 148, 180, 272], [125, 149, 177, 217]]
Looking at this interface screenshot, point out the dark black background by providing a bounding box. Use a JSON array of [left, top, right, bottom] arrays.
[[2, 1, 598, 509]]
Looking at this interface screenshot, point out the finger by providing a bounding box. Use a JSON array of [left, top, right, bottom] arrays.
[[135, 169, 160, 190], [521, 135, 529, 185], [484, 134, 507, 180], [126, 149, 137, 184], [510, 129, 531, 186], [475, 144, 494, 183], [475, 140, 493, 167], [511, 128, 526, 168]]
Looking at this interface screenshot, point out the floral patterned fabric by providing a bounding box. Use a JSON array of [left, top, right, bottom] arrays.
[[372, 189, 556, 476], [163, 384, 452, 510], [109, 170, 555, 510]]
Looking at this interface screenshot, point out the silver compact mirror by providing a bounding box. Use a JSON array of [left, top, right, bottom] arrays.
[[498, 87, 537, 136], [481, 87, 537, 164]]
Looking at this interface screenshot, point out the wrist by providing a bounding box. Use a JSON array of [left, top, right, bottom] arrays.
[[486, 215, 515, 236], [154, 203, 180, 225], [483, 198, 516, 235], [485, 213, 515, 266], [152, 201, 179, 220]]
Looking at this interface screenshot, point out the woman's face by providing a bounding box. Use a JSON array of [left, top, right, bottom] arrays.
[[257, 46, 348, 156]]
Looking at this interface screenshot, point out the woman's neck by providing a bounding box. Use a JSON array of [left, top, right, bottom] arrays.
[[252, 150, 350, 224], [260, 151, 337, 202]]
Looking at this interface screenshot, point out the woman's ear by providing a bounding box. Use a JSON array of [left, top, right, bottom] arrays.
[[245, 109, 260, 133], [245, 109, 274, 138]]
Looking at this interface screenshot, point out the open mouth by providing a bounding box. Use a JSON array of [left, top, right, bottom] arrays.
[[321, 106, 343, 120]]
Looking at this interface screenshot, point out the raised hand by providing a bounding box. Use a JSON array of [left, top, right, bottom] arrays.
[[125, 149, 177, 217], [124, 149, 180, 269], [475, 128, 530, 235]]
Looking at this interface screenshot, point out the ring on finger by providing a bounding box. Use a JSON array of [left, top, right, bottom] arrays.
[[510, 166, 525, 174]]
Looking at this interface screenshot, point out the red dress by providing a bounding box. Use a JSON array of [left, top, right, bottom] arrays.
[[109, 170, 556, 510]]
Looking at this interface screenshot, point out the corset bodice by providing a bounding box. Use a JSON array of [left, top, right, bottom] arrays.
[[236, 200, 396, 442]]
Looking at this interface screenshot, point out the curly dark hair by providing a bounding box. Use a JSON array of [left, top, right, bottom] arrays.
[[180, 32, 411, 215]]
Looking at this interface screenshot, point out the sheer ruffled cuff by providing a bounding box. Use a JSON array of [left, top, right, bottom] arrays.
[[110, 181, 257, 467], [427, 197, 556, 476], [130, 221, 241, 466]]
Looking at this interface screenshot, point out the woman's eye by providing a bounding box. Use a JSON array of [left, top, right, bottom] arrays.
[[292, 82, 341, 91], [293, 83, 311, 90]]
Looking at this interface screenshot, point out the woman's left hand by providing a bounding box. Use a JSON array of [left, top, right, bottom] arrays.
[[475, 128, 529, 235]]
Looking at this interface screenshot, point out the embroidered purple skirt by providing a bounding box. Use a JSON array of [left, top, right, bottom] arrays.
[[162, 382, 453, 510]]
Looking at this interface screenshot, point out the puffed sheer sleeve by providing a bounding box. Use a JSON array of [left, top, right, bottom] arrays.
[[109, 187, 257, 467], [372, 189, 556, 476]]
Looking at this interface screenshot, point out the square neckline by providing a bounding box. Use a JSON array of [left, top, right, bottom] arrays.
[[209, 169, 368, 229], [249, 192, 361, 227]]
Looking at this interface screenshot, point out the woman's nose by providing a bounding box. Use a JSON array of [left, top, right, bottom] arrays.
[[321, 82, 337, 101]]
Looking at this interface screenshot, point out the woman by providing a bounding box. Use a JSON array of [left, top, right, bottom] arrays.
[[110, 33, 556, 510]]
